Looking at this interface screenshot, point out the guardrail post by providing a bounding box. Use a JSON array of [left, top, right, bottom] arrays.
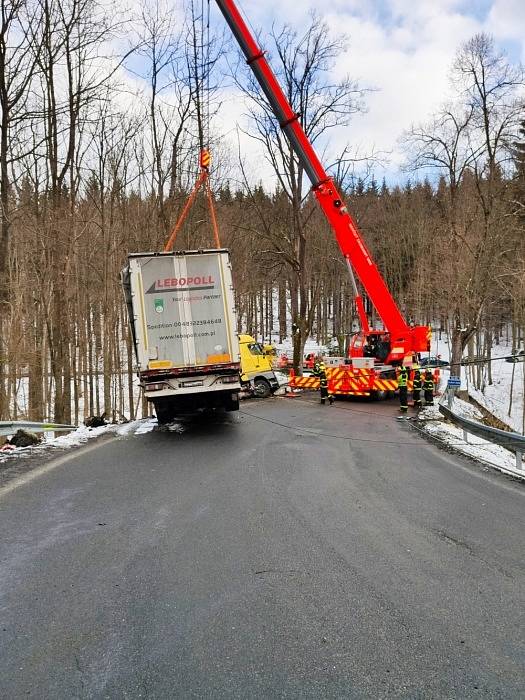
[[516, 450, 523, 471], [463, 429, 469, 444]]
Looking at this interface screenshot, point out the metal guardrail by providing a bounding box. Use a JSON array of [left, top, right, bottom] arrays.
[[439, 393, 524, 471], [0, 421, 77, 437]]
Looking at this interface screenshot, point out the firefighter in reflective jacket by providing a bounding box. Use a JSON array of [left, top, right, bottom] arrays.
[[423, 369, 434, 406], [412, 368, 422, 409], [313, 359, 333, 405], [397, 365, 409, 413]]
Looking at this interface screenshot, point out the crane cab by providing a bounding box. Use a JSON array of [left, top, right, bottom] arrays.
[[349, 331, 391, 364]]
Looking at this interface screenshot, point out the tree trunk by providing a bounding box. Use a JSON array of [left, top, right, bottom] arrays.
[[278, 280, 287, 342]]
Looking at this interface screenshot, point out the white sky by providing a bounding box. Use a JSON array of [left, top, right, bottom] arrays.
[[207, 0, 525, 188]]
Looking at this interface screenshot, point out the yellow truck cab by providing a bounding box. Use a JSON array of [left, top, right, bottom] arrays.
[[239, 334, 280, 398]]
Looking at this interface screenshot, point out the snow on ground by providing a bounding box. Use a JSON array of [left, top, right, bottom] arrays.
[[272, 338, 330, 359], [134, 418, 158, 434], [412, 328, 524, 475], [0, 419, 158, 464], [429, 333, 524, 435], [468, 358, 524, 435], [8, 373, 145, 427], [416, 400, 525, 480]]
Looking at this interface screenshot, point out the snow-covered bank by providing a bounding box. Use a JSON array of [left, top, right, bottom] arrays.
[[416, 401, 525, 480], [430, 334, 524, 435], [0, 419, 158, 464], [468, 358, 524, 435]]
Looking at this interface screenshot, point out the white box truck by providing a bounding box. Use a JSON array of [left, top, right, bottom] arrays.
[[122, 249, 241, 422]]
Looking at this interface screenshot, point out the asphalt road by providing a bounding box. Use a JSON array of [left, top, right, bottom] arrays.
[[0, 396, 524, 699]]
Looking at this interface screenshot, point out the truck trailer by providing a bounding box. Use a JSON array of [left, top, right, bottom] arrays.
[[122, 249, 241, 422]]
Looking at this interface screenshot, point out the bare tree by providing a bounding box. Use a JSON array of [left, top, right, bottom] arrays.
[[235, 14, 365, 369], [403, 34, 524, 377], [0, 0, 42, 417], [135, 0, 182, 239], [35, 0, 123, 421]]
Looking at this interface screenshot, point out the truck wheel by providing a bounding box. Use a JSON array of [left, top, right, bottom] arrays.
[[154, 402, 173, 424], [253, 378, 271, 398]]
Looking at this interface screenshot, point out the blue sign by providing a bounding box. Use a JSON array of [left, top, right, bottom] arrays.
[[448, 376, 461, 387]]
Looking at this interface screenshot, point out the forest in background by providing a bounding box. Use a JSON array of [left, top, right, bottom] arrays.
[[0, 0, 524, 423]]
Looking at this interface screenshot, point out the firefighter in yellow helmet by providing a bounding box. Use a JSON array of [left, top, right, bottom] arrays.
[[313, 357, 333, 405], [423, 369, 434, 406]]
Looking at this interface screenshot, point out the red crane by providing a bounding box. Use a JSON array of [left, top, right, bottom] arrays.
[[214, 0, 430, 365]]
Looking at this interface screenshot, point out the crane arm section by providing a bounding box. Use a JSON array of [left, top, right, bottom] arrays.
[[215, 0, 428, 354]]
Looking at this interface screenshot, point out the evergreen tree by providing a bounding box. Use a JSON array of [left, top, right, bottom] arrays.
[[367, 175, 379, 195]]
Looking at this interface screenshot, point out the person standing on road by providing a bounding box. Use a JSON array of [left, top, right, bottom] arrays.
[[313, 358, 334, 405], [412, 368, 422, 409], [397, 365, 409, 414], [423, 369, 434, 406]]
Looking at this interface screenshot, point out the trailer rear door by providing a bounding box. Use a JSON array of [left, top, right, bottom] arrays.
[[128, 250, 239, 371]]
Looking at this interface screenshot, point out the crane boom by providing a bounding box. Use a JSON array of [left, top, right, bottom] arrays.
[[215, 0, 429, 360]]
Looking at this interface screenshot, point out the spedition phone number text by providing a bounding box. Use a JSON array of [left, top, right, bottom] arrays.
[[148, 318, 223, 330], [174, 318, 223, 327]]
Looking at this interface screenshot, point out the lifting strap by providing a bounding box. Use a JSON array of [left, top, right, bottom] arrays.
[[163, 149, 221, 252]]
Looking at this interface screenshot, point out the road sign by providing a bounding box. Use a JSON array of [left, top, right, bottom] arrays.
[[446, 377, 461, 407]]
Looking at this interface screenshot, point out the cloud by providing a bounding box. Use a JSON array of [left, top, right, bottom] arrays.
[[214, 0, 521, 186], [322, 4, 482, 172], [487, 0, 525, 41]]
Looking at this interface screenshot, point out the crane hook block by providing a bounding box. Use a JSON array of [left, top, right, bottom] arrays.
[[200, 149, 211, 169]]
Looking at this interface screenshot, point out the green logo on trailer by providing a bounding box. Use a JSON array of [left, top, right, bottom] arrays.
[[154, 298, 164, 313]]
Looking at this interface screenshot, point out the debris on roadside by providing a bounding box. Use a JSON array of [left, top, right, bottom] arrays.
[[85, 414, 108, 428], [8, 429, 41, 448]]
